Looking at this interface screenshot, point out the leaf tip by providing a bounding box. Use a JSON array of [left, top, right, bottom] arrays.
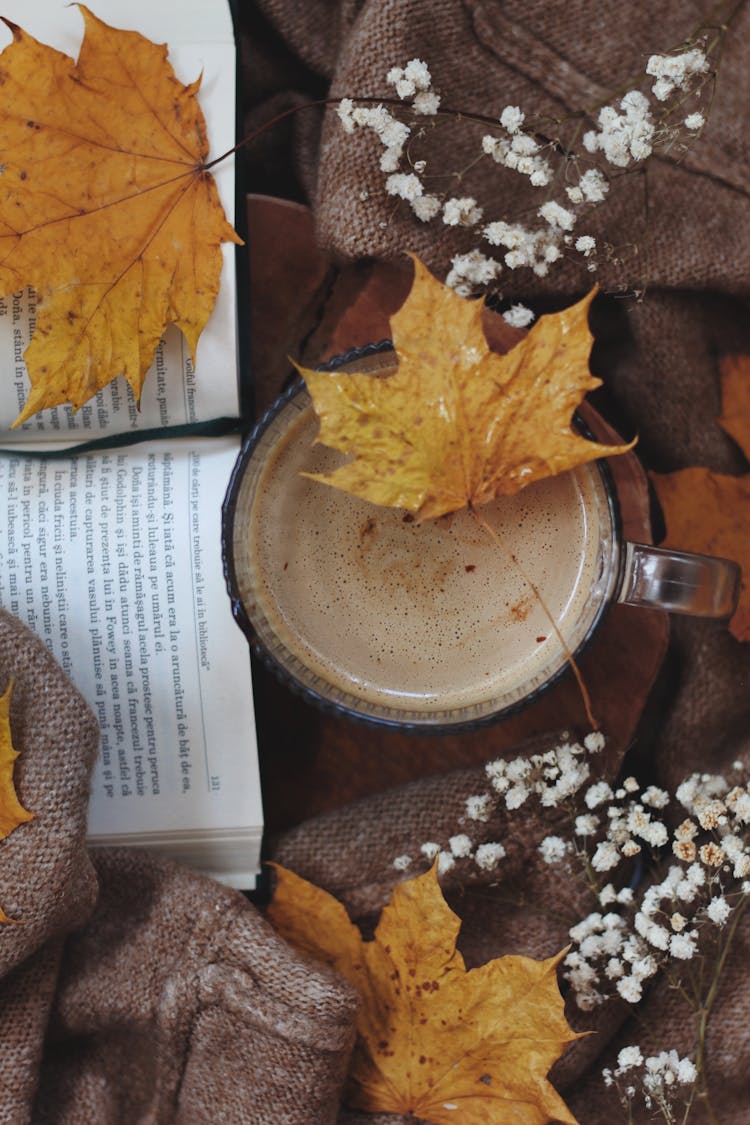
[[0, 16, 22, 41]]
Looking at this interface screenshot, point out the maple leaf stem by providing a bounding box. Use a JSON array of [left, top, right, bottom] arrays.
[[469, 507, 599, 731], [204, 96, 515, 173]]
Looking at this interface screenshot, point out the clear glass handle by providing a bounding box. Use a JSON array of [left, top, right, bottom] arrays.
[[618, 542, 740, 617]]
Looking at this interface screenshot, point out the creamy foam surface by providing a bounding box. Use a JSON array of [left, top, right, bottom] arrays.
[[244, 399, 610, 714]]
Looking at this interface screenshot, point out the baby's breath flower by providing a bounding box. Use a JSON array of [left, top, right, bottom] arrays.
[[670, 912, 687, 932], [635, 914, 671, 951], [502, 303, 535, 329], [706, 895, 731, 926], [445, 249, 501, 294], [437, 850, 456, 874], [449, 833, 472, 858], [505, 784, 530, 810], [642, 786, 670, 809], [336, 97, 356, 133], [575, 235, 596, 257], [617, 1046, 644, 1071], [642, 821, 668, 848], [584, 731, 606, 753], [539, 200, 576, 231], [599, 884, 617, 906], [385, 172, 423, 201], [646, 48, 708, 100], [387, 58, 433, 97], [631, 954, 658, 981], [584, 91, 654, 167], [393, 854, 412, 871], [578, 168, 609, 202], [411, 194, 441, 221], [673, 839, 697, 862], [695, 798, 727, 830], [617, 975, 643, 1003], [403, 58, 432, 89], [700, 842, 724, 867], [592, 840, 620, 872], [575, 813, 600, 837], [670, 930, 698, 960], [474, 841, 506, 870], [539, 835, 570, 864], [729, 789, 750, 822], [569, 912, 603, 944], [421, 841, 440, 860], [465, 793, 492, 821], [734, 854, 750, 879], [500, 105, 525, 133], [586, 781, 614, 809], [684, 111, 705, 130], [414, 91, 441, 115], [687, 861, 706, 887], [506, 758, 531, 781], [442, 196, 483, 226]]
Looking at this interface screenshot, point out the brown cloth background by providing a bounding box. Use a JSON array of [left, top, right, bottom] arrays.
[[1, 1, 749, 1123]]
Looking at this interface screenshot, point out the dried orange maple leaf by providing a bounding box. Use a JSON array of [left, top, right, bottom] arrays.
[[268, 863, 581, 1125], [0, 679, 33, 842], [0, 6, 240, 425], [652, 354, 750, 641], [299, 258, 633, 521], [0, 680, 33, 923]]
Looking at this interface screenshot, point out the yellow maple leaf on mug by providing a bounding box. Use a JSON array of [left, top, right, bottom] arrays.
[[299, 258, 634, 521]]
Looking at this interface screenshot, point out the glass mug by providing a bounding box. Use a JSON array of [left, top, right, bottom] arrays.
[[222, 345, 740, 733]]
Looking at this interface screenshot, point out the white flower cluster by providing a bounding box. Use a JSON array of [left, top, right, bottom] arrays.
[[502, 303, 535, 329], [392, 731, 603, 879], [386, 58, 441, 115], [646, 47, 709, 101], [563, 768, 750, 1013], [392, 830, 507, 878], [604, 1046, 697, 1116], [484, 733, 603, 813], [337, 35, 715, 300], [481, 107, 553, 188], [582, 90, 655, 167], [445, 249, 501, 296], [337, 98, 411, 173]]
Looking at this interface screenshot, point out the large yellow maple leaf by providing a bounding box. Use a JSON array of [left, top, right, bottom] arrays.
[[0, 6, 240, 424], [300, 258, 633, 521], [268, 864, 581, 1124], [652, 354, 750, 641]]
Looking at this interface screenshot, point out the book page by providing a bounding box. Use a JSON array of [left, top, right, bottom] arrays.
[[0, 438, 262, 873], [0, 3, 240, 439]]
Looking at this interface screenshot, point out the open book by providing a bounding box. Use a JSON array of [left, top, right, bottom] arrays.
[[0, 0, 262, 889]]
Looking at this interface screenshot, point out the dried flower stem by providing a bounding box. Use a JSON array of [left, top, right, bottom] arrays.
[[469, 505, 598, 729]]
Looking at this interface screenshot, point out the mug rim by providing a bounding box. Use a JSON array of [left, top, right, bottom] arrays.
[[221, 341, 624, 734]]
